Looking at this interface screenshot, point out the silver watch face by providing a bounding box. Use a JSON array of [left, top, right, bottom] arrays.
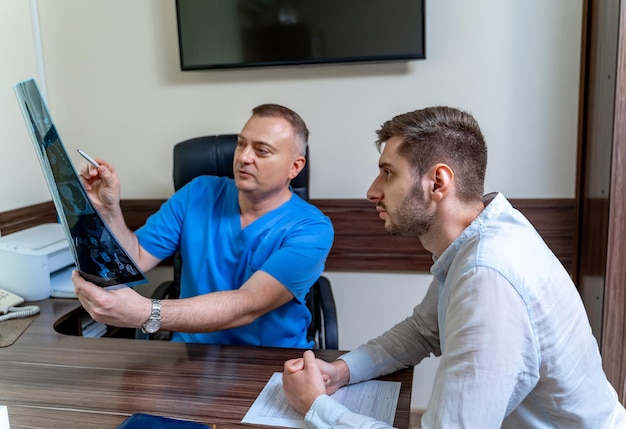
[[144, 318, 161, 334]]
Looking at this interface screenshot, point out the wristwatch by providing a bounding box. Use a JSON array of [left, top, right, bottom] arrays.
[[141, 299, 162, 334]]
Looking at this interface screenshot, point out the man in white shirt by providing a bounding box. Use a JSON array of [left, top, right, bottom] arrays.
[[282, 106, 626, 428]]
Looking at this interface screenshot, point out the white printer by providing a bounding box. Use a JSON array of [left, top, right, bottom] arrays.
[[0, 223, 76, 301]]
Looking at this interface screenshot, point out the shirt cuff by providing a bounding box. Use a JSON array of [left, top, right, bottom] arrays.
[[339, 347, 379, 385], [304, 394, 350, 429]]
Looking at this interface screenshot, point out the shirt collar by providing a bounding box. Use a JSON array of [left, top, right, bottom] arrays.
[[430, 192, 508, 282]]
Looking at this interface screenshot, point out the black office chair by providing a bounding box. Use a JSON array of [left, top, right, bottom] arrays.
[[138, 135, 338, 349]]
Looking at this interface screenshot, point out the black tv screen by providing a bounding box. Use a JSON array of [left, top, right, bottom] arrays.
[[175, 0, 425, 70]]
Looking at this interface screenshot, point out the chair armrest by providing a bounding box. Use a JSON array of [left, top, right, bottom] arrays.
[[317, 276, 339, 350], [151, 280, 179, 300]]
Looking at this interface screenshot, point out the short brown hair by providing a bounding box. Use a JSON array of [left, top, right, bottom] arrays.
[[375, 106, 488, 202], [252, 104, 309, 156]]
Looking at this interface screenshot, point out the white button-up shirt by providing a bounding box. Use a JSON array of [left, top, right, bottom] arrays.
[[305, 193, 626, 428]]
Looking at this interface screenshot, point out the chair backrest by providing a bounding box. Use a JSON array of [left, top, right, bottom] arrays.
[[166, 135, 337, 349], [173, 134, 310, 200]]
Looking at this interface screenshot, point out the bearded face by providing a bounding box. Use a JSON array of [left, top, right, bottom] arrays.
[[383, 183, 435, 237]]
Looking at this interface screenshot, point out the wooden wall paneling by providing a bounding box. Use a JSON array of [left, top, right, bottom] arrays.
[[314, 198, 575, 274], [0, 201, 57, 236], [602, 0, 626, 403], [576, 0, 626, 403], [1, 198, 576, 275], [313, 199, 430, 272], [577, 0, 619, 342], [119, 199, 164, 231]]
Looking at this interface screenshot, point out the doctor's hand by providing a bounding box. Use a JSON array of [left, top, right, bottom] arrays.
[[282, 350, 350, 415], [78, 158, 121, 213], [72, 270, 151, 329]]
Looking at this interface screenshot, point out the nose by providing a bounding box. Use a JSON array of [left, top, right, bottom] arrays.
[[236, 144, 254, 164], [366, 176, 382, 202]]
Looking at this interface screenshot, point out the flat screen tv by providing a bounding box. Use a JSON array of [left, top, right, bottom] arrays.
[[175, 0, 425, 70]]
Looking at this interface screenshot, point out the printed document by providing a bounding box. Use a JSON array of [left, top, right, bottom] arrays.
[[0, 406, 9, 429], [242, 372, 400, 428]]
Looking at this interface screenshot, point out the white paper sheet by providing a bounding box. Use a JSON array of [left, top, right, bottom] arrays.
[[242, 372, 401, 428], [50, 265, 77, 298], [0, 406, 10, 429]]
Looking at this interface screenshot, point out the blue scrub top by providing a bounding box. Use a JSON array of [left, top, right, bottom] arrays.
[[136, 176, 334, 348]]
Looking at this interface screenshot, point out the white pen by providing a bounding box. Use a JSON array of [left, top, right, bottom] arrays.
[[77, 149, 101, 168]]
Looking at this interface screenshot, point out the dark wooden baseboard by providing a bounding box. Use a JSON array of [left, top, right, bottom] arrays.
[[0, 201, 58, 235], [317, 198, 576, 274], [0, 198, 575, 274]]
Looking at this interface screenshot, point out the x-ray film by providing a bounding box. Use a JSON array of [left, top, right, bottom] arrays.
[[14, 78, 147, 288]]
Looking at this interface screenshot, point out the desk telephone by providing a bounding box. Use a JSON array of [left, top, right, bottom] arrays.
[[0, 288, 40, 322]]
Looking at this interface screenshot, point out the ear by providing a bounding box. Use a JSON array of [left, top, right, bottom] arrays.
[[428, 163, 454, 202], [288, 156, 306, 180]]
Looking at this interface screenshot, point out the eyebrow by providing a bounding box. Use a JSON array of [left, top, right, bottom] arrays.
[[238, 135, 271, 146], [378, 161, 393, 169], [237, 138, 278, 154]]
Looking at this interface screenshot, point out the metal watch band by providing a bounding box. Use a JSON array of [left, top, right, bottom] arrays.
[[141, 299, 161, 334]]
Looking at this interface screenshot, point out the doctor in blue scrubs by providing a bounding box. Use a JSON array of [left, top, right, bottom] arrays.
[[73, 104, 333, 349]]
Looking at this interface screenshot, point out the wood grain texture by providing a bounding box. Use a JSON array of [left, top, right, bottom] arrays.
[[0, 201, 57, 235], [0, 299, 413, 428], [602, 0, 626, 402], [576, 0, 626, 403], [315, 198, 575, 274], [0, 198, 576, 274]]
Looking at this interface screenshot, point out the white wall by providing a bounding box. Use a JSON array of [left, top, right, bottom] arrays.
[[0, 1, 48, 215], [0, 0, 583, 418], [2, 0, 582, 209]]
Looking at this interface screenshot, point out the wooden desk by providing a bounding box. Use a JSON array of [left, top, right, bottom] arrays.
[[0, 299, 413, 428]]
